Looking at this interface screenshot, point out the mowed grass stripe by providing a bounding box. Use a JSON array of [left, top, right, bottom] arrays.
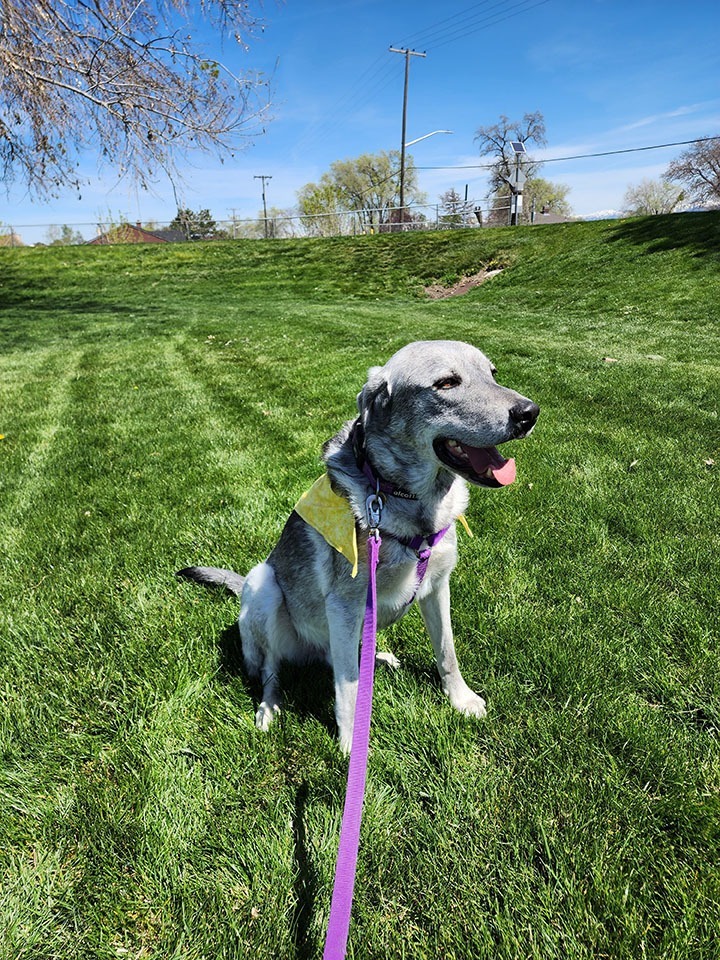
[[0, 215, 718, 959], [0, 348, 85, 561]]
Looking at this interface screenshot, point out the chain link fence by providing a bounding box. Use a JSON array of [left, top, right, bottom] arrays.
[[0, 200, 533, 248]]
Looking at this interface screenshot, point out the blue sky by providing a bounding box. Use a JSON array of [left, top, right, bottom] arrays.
[[3, 0, 719, 243]]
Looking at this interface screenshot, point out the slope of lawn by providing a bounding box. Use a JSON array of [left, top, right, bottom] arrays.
[[0, 212, 718, 959]]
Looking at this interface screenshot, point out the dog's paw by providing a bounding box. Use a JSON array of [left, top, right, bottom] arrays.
[[255, 701, 281, 732], [375, 650, 401, 670], [449, 688, 487, 719]]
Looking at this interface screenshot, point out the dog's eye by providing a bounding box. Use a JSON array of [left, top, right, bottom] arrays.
[[434, 375, 462, 390], [490, 367, 498, 381]]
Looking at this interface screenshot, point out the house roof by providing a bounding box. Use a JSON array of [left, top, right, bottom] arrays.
[[87, 223, 184, 244]]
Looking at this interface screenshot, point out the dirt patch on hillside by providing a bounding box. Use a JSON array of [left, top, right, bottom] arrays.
[[425, 267, 503, 300]]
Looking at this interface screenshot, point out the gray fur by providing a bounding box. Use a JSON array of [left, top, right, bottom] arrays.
[[178, 340, 539, 753], [177, 566, 246, 596]]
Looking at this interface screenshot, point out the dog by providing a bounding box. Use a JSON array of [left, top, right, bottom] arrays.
[[178, 340, 539, 753]]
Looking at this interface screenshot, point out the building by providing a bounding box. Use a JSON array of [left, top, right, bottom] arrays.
[[88, 223, 185, 245]]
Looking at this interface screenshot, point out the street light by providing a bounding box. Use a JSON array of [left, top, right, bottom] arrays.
[[399, 129, 453, 230], [404, 129, 453, 147]]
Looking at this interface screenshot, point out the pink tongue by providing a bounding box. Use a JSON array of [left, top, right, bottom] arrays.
[[465, 444, 517, 486]]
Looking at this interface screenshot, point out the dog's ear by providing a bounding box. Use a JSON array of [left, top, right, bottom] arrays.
[[357, 366, 392, 429]]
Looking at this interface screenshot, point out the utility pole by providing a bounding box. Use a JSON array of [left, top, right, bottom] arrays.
[[228, 207, 240, 239], [254, 175, 272, 238], [389, 47, 426, 230]]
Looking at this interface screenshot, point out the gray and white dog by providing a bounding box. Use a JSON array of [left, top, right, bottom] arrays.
[[179, 340, 539, 753]]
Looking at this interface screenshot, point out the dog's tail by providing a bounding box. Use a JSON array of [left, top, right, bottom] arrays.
[[176, 566, 246, 596]]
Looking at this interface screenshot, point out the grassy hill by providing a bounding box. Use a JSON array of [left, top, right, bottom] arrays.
[[1, 214, 718, 959]]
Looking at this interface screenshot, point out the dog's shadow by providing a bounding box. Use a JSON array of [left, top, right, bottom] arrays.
[[217, 623, 335, 957], [217, 622, 336, 737]]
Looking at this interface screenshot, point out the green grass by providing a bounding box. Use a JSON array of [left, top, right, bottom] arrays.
[[1, 213, 719, 959]]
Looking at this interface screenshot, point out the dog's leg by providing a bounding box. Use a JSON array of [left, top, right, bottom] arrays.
[[256, 661, 282, 732], [325, 593, 366, 754], [418, 579, 487, 718], [239, 562, 296, 733]]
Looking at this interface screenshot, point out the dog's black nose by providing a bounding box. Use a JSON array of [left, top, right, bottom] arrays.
[[510, 400, 540, 432]]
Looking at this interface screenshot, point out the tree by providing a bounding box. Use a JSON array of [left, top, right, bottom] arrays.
[[438, 188, 474, 227], [474, 111, 547, 196], [0, 0, 270, 196], [169, 208, 218, 240], [483, 176, 571, 227], [45, 224, 85, 245], [261, 206, 299, 239], [622, 178, 685, 216], [523, 177, 573, 220], [297, 180, 351, 237], [297, 151, 426, 232], [0, 225, 24, 246], [665, 138, 720, 206]]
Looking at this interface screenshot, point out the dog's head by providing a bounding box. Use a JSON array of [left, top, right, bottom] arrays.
[[357, 340, 539, 488]]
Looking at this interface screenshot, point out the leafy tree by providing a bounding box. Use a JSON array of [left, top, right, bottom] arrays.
[[484, 176, 571, 226], [45, 224, 85, 245], [665, 138, 720, 206], [169, 208, 218, 240], [297, 151, 426, 231], [523, 177, 573, 220], [0, 0, 270, 196], [332, 151, 425, 228], [297, 180, 350, 237], [622, 178, 685, 216], [0, 226, 24, 246]]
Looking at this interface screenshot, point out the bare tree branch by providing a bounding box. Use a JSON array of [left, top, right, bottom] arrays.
[[474, 111, 547, 194], [0, 0, 272, 195], [665, 138, 720, 206]]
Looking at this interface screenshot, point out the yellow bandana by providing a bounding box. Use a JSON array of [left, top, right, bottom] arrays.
[[294, 474, 359, 577], [294, 474, 473, 581]]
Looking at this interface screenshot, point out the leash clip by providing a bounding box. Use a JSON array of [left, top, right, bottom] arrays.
[[365, 491, 384, 537]]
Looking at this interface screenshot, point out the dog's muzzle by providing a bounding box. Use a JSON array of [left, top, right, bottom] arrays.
[[433, 398, 540, 488]]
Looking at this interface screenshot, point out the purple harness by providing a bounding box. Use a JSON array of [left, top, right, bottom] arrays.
[[323, 457, 449, 959], [359, 458, 450, 600]]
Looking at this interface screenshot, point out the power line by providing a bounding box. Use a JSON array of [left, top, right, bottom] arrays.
[[400, 0, 507, 48], [290, 54, 402, 158], [290, 0, 552, 160], [399, 0, 551, 52], [414, 136, 720, 172], [429, 0, 551, 51]]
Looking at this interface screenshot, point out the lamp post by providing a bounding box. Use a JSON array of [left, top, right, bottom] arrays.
[[404, 129, 453, 147], [399, 129, 453, 229]]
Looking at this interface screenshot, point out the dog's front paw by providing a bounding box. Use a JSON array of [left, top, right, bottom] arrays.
[[375, 650, 401, 670], [255, 701, 281, 732], [449, 687, 487, 719], [338, 730, 353, 756]]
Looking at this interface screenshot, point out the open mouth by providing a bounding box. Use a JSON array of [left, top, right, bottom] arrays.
[[433, 438, 516, 487]]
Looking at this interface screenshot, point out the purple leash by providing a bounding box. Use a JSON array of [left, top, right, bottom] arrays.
[[323, 473, 450, 959], [323, 531, 381, 960]]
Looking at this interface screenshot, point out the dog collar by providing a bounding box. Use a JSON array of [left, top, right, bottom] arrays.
[[350, 420, 419, 501]]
